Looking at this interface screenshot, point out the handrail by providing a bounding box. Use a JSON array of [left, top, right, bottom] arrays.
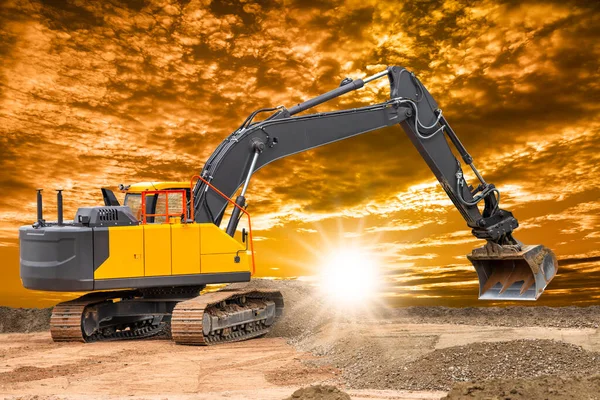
[[141, 189, 187, 225], [190, 175, 256, 275]]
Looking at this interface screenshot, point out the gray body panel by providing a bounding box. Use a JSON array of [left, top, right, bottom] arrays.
[[74, 206, 138, 227], [19, 225, 101, 291]]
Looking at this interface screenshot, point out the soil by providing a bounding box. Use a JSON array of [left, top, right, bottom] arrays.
[[284, 385, 351, 400], [0, 307, 51, 333], [393, 339, 600, 391], [444, 375, 600, 399], [0, 279, 599, 399], [0, 333, 435, 400], [237, 280, 600, 395]]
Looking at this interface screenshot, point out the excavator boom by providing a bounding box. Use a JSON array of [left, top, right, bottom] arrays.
[[192, 66, 557, 300]]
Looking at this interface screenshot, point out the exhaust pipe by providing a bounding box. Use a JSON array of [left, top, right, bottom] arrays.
[[468, 242, 558, 300], [34, 189, 45, 228], [56, 189, 63, 226]]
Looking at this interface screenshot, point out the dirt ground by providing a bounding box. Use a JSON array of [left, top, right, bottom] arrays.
[[0, 280, 599, 399]]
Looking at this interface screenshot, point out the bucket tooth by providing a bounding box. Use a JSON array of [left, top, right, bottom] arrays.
[[480, 268, 505, 295], [467, 242, 557, 301], [519, 273, 536, 295]]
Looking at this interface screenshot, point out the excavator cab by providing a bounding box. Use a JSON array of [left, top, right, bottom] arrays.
[[119, 182, 190, 223]]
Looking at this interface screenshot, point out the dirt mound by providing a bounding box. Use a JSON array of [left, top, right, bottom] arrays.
[[444, 374, 600, 399], [387, 340, 600, 391], [308, 335, 600, 391], [0, 307, 51, 333], [283, 385, 351, 400]]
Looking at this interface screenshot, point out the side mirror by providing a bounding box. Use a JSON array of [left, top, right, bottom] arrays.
[[241, 228, 248, 243]]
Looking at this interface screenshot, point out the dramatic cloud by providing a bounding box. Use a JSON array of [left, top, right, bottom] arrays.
[[1, 0, 599, 306]]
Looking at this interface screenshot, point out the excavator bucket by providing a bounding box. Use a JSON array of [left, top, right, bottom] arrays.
[[467, 243, 558, 300]]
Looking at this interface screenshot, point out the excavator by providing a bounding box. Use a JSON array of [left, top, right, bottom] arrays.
[[19, 66, 558, 345]]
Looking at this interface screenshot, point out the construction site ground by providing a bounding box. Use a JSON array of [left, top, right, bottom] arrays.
[[0, 280, 599, 400]]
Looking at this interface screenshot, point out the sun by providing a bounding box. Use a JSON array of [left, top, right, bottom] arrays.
[[318, 248, 380, 306]]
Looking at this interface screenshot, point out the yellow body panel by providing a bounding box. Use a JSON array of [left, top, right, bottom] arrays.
[[200, 223, 245, 254], [144, 224, 172, 276], [199, 224, 250, 273], [94, 222, 250, 280], [171, 223, 201, 275], [94, 226, 144, 279], [201, 253, 250, 274]]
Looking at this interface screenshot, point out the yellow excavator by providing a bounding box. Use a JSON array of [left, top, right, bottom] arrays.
[[19, 66, 558, 345]]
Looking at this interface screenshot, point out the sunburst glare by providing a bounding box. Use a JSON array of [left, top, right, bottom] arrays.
[[318, 248, 381, 307]]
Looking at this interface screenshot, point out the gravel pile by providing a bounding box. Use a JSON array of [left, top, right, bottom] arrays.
[[283, 385, 351, 400], [393, 339, 600, 391], [317, 338, 600, 391], [444, 374, 600, 399], [0, 307, 52, 333]]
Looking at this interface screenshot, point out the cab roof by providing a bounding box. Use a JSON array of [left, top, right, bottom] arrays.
[[126, 181, 189, 193]]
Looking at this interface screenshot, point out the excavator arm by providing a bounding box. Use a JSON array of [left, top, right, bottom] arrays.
[[193, 66, 558, 301]]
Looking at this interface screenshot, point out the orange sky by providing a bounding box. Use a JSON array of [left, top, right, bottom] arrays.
[[1, 0, 599, 308]]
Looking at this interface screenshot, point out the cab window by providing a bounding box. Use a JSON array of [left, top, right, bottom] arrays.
[[124, 193, 142, 220], [154, 192, 184, 223]]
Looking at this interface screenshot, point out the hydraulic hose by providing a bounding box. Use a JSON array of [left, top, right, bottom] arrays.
[[456, 175, 500, 210], [392, 98, 445, 140]]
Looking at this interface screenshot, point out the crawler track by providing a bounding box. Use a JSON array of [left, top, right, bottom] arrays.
[[50, 291, 139, 342], [50, 301, 89, 342], [50, 288, 284, 346], [171, 289, 284, 345], [50, 290, 172, 343]]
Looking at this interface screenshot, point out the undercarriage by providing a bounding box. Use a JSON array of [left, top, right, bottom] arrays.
[[50, 287, 284, 345]]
